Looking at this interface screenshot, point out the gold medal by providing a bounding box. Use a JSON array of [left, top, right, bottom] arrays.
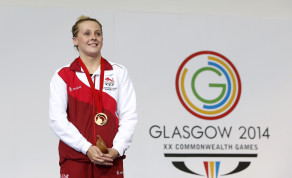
[[95, 113, 108, 126]]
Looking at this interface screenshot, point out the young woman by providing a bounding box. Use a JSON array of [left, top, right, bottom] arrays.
[[49, 16, 137, 178]]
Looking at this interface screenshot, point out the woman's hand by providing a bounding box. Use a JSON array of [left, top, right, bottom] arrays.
[[106, 148, 120, 160], [86, 145, 113, 166]]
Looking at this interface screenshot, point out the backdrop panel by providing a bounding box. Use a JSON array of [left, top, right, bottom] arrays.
[[114, 11, 292, 178]]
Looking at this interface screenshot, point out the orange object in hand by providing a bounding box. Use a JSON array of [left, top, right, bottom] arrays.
[[96, 135, 109, 154]]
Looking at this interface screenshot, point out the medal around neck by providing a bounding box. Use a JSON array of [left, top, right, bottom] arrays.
[[95, 113, 108, 126], [78, 57, 107, 126]]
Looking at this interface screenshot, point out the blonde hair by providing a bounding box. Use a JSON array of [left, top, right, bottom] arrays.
[[71, 15, 103, 38]]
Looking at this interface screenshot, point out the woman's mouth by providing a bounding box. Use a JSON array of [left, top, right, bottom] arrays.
[[89, 43, 98, 47]]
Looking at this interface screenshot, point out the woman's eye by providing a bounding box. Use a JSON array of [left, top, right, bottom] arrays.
[[84, 32, 90, 36], [96, 33, 101, 36]]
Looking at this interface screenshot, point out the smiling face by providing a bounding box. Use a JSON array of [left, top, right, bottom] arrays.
[[73, 20, 103, 58]]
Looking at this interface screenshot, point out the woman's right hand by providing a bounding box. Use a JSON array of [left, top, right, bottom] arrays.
[[86, 145, 114, 166]]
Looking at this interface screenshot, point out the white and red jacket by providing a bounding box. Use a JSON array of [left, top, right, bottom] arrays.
[[49, 57, 137, 164]]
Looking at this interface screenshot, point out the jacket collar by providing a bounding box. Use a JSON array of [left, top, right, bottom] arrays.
[[69, 56, 113, 72]]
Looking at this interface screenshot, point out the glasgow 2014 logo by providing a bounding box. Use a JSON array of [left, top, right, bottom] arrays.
[[175, 51, 241, 120]]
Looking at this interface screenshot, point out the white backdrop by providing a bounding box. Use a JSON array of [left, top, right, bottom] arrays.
[[0, 6, 291, 178]]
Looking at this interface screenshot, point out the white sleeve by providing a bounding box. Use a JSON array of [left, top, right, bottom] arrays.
[[113, 67, 138, 156], [49, 70, 92, 155]]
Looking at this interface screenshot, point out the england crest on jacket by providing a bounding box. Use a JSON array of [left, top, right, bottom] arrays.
[[104, 77, 117, 91], [105, 77, 115, 86]]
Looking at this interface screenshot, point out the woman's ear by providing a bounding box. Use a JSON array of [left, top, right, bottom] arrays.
[[73, 37, 78, 46]]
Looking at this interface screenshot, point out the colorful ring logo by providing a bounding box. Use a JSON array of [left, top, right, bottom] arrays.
[[175, 51, 241, 120]]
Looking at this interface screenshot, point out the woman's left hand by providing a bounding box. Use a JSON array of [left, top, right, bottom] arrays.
[[105, 148, 120, 160]]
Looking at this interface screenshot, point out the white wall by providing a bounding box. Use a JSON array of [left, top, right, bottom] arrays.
[[1, 0, 292, 19]]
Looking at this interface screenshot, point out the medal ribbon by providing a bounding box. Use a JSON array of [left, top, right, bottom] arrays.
[[77, 57, 104, 114]]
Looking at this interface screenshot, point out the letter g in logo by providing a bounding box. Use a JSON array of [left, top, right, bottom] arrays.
[[175, 51, 241, 120]]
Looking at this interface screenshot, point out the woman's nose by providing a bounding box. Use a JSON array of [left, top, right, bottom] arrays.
[[91, 35, 97, 41]]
